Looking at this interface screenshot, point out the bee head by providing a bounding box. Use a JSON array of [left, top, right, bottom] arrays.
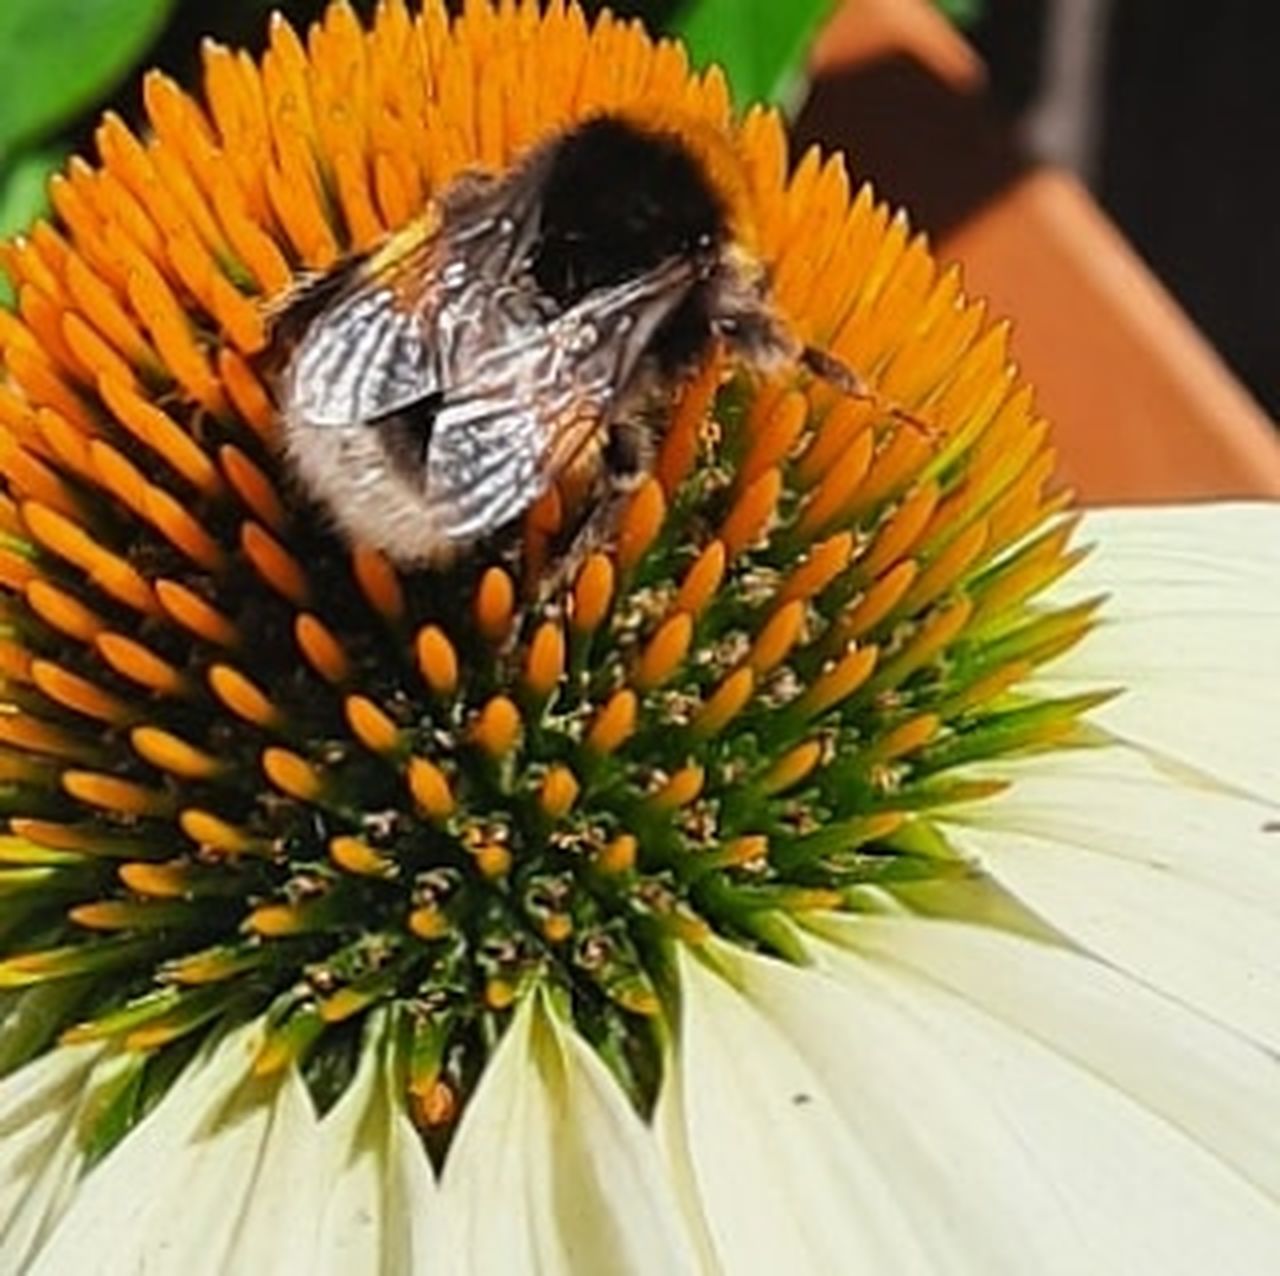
[[531, 113, 754, 306]]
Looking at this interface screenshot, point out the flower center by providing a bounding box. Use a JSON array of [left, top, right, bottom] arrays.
[[0, 0, 1104, 1163]]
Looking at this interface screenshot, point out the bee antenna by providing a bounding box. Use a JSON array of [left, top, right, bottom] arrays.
[[800, 345, 939, 444]]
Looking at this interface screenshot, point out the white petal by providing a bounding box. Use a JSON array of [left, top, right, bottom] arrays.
[[808, 914, 1280, 1204], [942, 744, 1280, 1050], [0, 1044, 102, 1270], [661, 946, 937, 1274], [220, 1070, 329, 1275], [1034, 502, 1280, 802], [311, 1033, 437, 1276], [28, 1022, 278, 1276], [437, 994, 697, 1275], [678, 931, 1280, 1274], [806, 918, 1280, 1268]]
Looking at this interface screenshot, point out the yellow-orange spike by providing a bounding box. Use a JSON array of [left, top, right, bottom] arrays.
[[713, 835, 769, 869], [0, 548, 38, 593], [246, 903, 311, 938], [345, 695, 401, 755], [777, 532, 854, 604], [692, 667, 755, 738], [407, 906, 451, 941], [295, 613, 350, 685], [218, 444, 287, 532], [87, 440, 148, 516], [330, 835, 394, 877], [126, 259, 225, 411], [571, 552, 614, 634], [794, 396, 873, 490], [586, 689, 637, 754], [62, 771, 172, 818], [25, 580, 105, 643], [208, 664, 281, 730], [720, 467, 781, 558], [635, 612, 693, 691], [156, 579, 240, 648], [870, 598, 973, 692], [30, 660, 135, 725], [595, 833, 638, 875], [471, 695, 521, 758], [867, 713, 940, 763], [35, 407, 98, 483], [674, 540, 726, 616], [798, 644, 879, 719], [748, 600, 805, 674], [901, 516, 991, 616], [0, 712, 93, 762], [95, 633, 188, 697], [794, 430, 875, 540], [838, 560, 919, 642], [470, 842, 513, 880], [739, 389, 808, 486], [524, 622, 565, 699], [218, 348, 278, 437], [131, 726, 223, 780], [859, 481, 940, 580], [407, 757, 454, 820], [855, 430, 936, 524], [179, 808, 255, 856], [474, 566, 515, 642], [616, 477, 666, 573], [144, 486, 226, 572], [262, 747, 323, 803], [241, 522, 309, 606], [68, 902, 151, 931], [656, 352, 722, 493], [119, 860, 191, 898], [541, 913, 573, 944], [352, 545, 405, 622], [760, 740, 824, 795], [414, 624, 458, 695], [650, 764, 705, 811], [0, 437, 83, 520], [96, 375, 222, 496], [939, 658, 1034, 717], [539, 765, 580, 819], [22, 502, 156, 614]]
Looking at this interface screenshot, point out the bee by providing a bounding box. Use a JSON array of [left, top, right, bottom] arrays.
[[271, 112, 923, 568]]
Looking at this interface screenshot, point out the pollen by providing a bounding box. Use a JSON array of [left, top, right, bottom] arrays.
[[0, 0, 1098, 1152]]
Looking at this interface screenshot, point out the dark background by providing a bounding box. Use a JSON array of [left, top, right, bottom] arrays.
[[975, 0, 1280, 417]]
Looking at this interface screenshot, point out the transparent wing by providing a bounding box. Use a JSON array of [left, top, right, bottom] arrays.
[[280, 186, 534, 429], [423, 261, 697, 542], [285, 283, 438, 427]]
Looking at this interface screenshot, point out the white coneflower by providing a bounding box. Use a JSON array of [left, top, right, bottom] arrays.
[[0, 2, 1276, 1272]]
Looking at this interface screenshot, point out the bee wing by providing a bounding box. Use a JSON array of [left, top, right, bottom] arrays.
[[280, 191, 538, 430], [423, 387, 605, 542], [423, 261, 697, 542]]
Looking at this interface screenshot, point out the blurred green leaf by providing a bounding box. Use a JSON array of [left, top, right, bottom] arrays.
[[931, 0, 986, 27], [670, 0, 837, 111], [0, 147, 64, 308], [0, 0, 174, 157]]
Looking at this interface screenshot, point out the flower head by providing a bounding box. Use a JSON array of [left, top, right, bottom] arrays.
[[1, 2, 1278, 1271]]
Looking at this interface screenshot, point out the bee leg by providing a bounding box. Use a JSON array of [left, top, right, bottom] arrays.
[[800, 345, 941, 446]]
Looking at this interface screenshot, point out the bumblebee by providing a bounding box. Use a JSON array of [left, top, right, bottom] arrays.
[[273, 112, 904, 567]]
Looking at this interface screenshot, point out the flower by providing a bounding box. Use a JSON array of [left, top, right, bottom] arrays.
[[0, 1, 1278, 1271]]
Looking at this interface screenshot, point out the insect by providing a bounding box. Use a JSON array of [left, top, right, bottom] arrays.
[[271, 112, 927, 568]]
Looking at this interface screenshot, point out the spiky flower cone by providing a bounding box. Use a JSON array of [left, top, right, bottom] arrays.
[[7, 17, 1280, 1274], [0, 0, 1103, 1139]]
